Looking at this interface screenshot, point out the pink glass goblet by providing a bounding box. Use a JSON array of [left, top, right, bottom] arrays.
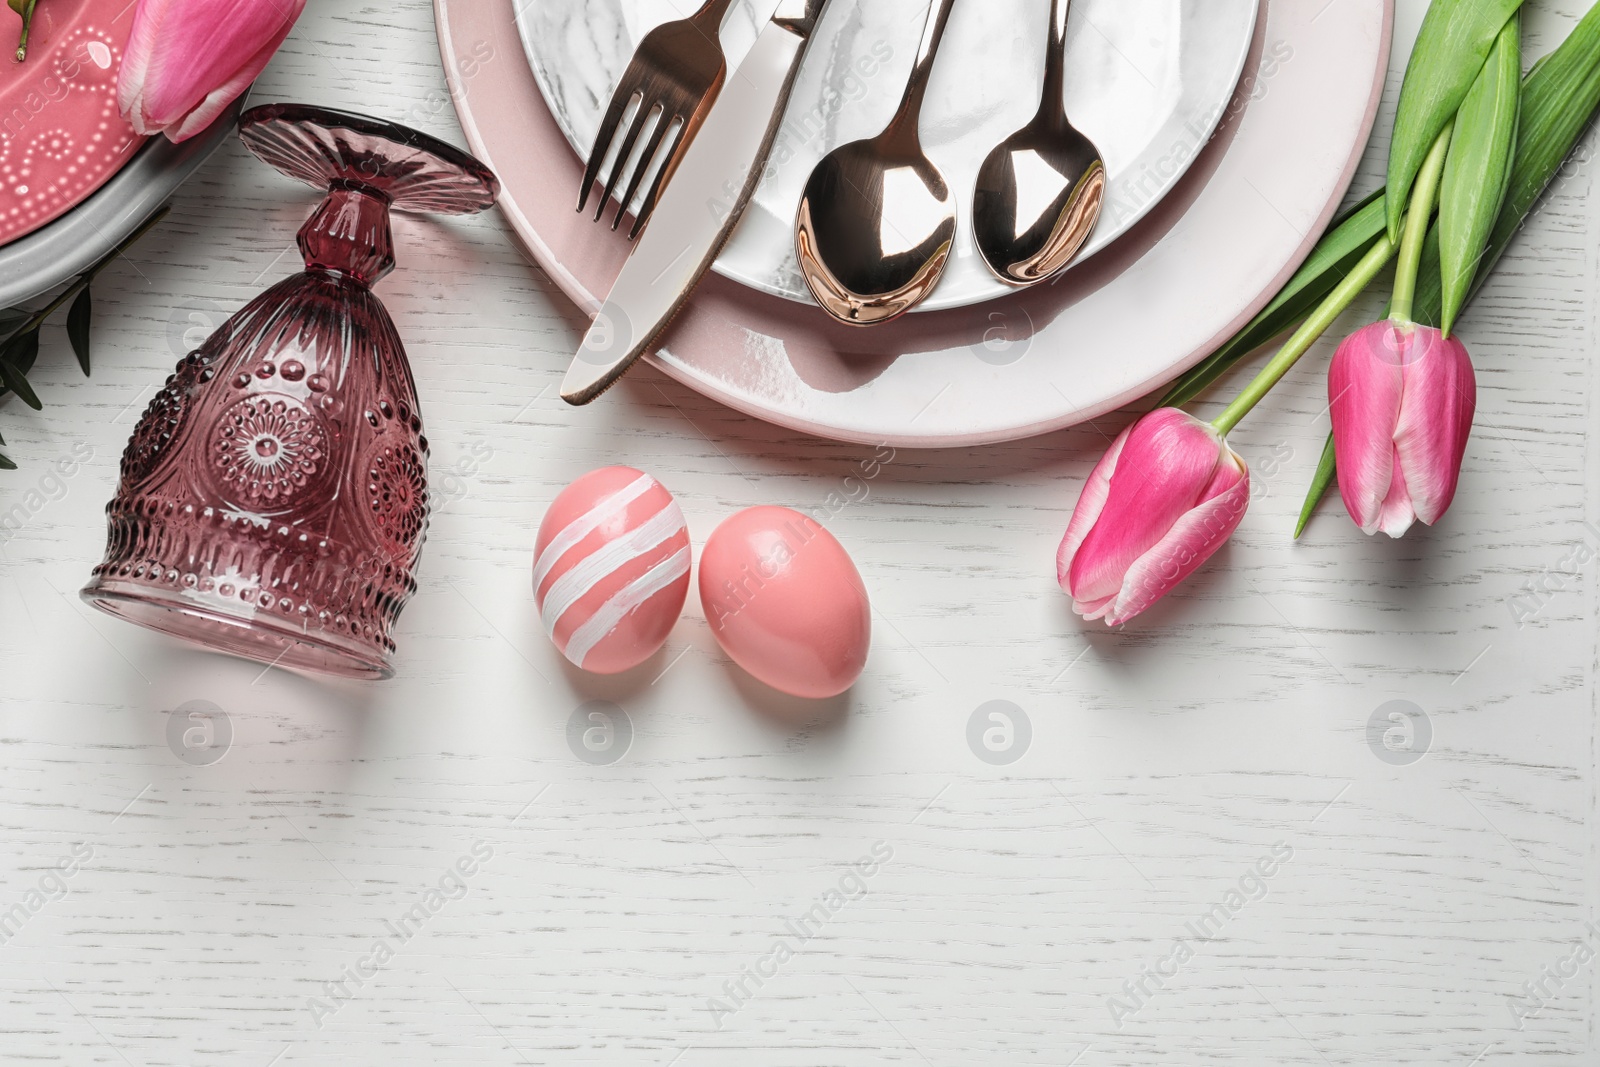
[[81, 104, 500, 679]]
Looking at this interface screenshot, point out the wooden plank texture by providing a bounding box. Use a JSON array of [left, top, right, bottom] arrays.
[[0, 1, 1595, 1063]]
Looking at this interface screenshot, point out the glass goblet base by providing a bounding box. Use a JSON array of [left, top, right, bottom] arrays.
[[81, 576, 394, 679]]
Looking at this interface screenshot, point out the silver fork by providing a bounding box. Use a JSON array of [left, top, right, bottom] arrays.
[[577, 0, 739, 240]]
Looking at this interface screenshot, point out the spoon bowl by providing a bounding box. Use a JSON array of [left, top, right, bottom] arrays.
[[973, 120, 1104, 285], [795, 0, 959, 327], [973, 0, 1106, 286], [796, 133, 955, 326]]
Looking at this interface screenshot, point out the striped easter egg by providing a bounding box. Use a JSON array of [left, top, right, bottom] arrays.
[[533, 466, 692, 674]]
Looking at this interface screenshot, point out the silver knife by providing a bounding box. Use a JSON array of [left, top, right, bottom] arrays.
[[562, 0, 831, 405]]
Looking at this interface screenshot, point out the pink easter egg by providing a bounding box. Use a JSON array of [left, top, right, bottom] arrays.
[[699, 506, 870, 699], [533, 466, 691, 674]]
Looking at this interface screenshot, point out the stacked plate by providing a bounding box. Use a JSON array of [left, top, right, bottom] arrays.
[[0, 0, 239, 309], [435, 0, 1393, 446]]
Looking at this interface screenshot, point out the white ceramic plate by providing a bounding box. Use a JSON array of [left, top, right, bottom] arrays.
[[518, 0, 1259, 312]]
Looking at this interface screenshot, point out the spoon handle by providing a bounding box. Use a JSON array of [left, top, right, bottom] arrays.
[[1040, 0, 1072, 115], [690, 0, 739, 30], [890, 0, 960, 132], [1052, 0, 1074, 39]]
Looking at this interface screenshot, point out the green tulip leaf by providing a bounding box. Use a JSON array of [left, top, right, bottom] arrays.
[[1411, 225, 1446, 329], [1295, 432, 1338, 539], [1414, 0, 1600, 327], [1479, 0, 1600, 290], [1386, 0, 1526, 242], [1439, 13, 1521, 336]]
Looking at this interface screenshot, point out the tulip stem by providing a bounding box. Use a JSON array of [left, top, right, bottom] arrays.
[[1210, 233, 1397, 437], [1390, 123, 1453, 324]]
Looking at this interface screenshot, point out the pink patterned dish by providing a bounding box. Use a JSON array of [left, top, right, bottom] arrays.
[[0, 0, 146, 247], [436, 0, 1392, 446]]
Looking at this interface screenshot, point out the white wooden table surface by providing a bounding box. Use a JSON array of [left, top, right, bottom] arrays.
[[0, 1, 1596, 1063]]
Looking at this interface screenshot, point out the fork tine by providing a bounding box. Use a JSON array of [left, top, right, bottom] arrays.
[[628, 118, 689, 241], [595, 99, 660, 223], [578, 88, 637, 214], [614, 110, 680, 233]]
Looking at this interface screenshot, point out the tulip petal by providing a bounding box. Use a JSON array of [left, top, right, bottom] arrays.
[[1395, 330, 1477, 526], [1056, 424, 1131, 592], [1073, 590, 1118, 622], [1198, 450, 1244, 502], [1374, 451, 1417, 538], [1068, 410, 1228, 605], [1101, 450, 1250, 626], [116, 0, 165, 121], [120, 0, 305, 141], [1330, 321, 1406, 534], [164, 30, 288, 141]]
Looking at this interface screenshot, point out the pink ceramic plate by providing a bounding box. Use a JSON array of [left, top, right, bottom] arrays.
[[435, 0, 1392, 447], [0, 0, 146, 247]]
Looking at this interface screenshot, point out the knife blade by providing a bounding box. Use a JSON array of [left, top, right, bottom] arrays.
[[562, 0, 831, 406]]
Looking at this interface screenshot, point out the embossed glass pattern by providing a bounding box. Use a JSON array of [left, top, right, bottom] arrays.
[[81, 104, 499, 679]]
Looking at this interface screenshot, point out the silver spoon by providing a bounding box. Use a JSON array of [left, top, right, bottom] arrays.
[[795, 0, 959, 326], [973, 0, 1105, 286]]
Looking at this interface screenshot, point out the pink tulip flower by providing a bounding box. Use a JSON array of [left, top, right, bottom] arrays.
[[1328, 321, 1476, 538], [1058, 408, 1250, 626], [118, 0, 306, 142]]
